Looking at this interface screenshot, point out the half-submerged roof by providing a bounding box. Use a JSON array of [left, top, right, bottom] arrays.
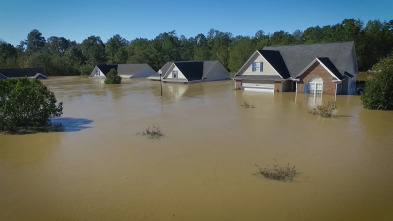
[[263, 41, 356, 77], [0, 68, 47, 78], [174, 61, 204, 81], [96, 65, 117, 75]]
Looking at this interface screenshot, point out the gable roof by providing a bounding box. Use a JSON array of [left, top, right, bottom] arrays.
[[296, 57, 345, 81], [258, 50, 290, 79], [263, 41, 356, 78], [96, 65, 117, 75], [174, 61, 204, 81], [0, 68, 47, 78], [96, 64, 154, 77], [148, 62, 173, 79], [234, 50, 290, 80], [117, 64, 154, 77]]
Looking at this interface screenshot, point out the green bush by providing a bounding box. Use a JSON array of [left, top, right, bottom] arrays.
[[0, 78, 63, 132], [104, 68, 121, 84], [361, 52, 393, 110]]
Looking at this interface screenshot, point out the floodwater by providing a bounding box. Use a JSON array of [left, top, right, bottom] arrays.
[[1, 76, 393, 220]]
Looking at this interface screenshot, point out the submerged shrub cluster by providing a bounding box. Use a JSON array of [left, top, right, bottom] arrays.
[[254, 160, 296, 182], [310, 101, 337, 118], [137, 125, 164, 139], [0, 78, 63, 133], [241, 101, 255, 108]]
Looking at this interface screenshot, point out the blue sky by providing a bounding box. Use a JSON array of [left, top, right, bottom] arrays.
[[0, 0, 392, 46]]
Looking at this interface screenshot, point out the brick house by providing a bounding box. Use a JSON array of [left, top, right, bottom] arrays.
[[233, 41, 358, 95]]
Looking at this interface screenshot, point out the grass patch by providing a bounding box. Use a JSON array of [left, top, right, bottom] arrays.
[[310, 101, 337, 118], [137, 125, 164, 139], [253, 160, 296, 182]]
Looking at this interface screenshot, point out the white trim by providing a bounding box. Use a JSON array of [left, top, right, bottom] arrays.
[[234, 50, 284, 79], [295, 58, 342, 81]]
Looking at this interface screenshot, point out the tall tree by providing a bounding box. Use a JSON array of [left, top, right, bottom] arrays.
[[193, 33, 210, 61], [229, 36, 254, 74], [127, 38, 155, 68], [46, 36, 72, 55], [24, 29, 46, 53], [106, 34, 129, 64], [207, 29, 232, 69], [269, 30, 296, 45], [0, 41, 19, 68]]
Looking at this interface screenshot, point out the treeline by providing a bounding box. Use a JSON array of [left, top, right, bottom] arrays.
[[1, 19, 392, 76]]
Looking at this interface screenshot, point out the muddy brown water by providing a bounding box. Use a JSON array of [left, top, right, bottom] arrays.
[[1, 76, 393, 220]]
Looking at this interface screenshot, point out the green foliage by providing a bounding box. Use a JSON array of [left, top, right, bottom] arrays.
[[0, 78, 63, 132], [360, 52, 393, 110], [104, 68, 121, 84], [3, 19, 393, 75], [310, 101, 337, 118]]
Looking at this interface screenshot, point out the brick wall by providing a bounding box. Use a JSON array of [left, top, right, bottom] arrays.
[[274, 81, 281, 92], [235, 80, 242, 90], [297, 62, 336, 95]]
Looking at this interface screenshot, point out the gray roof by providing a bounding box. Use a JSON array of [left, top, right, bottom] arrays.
[[258, 50, 290, 78], [96, 64, 154, 77], [148, 62, 173, 79], [263, 41, 356, 78], [0, 68, 47, 79]]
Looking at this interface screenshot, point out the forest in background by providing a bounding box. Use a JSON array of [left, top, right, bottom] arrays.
[[1, 19, 392, 76]]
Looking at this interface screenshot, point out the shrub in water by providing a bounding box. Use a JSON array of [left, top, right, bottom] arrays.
[[254, 160, 296, 182], [360, 52, 393, 110], [0, 78, 63, 133], [310, 101, 337, 118], [105, 68, 121, 84]]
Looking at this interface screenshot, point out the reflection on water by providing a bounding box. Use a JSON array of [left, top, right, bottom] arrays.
[[51, 118, 93, 132], [1, 76, 393, 220]]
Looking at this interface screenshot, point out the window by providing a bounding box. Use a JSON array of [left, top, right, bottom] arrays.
[[252, 62, 263, 72], [172, 70, 178, 78], [308, 77, 323, 94]]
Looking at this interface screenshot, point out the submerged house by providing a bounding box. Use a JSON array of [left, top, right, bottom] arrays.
[[148, 62, 172, 81], [89, 64, 155, 78], [0, 68, 47, 80], [158, 61, 230, 83], [233, 41, 358, 95]]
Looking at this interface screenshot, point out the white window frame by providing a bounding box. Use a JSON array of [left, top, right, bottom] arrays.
[[252, 62, 263, 72], [309, 77, 323, 94]]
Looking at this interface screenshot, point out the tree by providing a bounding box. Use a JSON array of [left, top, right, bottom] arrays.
[[80, 36, 106, 64], [106, 34, 129, 64], [23, 29, 46, 53], [80, 36, 106, 74], [104, 68, 121, 84], [0, 41, 19, 68], [193, 33, 210, 61], [229, 36, 254, 74], [0, 78, 63, 132], [360, 52, 393, 110]]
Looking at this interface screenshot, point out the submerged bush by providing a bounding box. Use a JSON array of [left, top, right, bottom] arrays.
[[253, 160, 296, 182], [137, 125, 164, 139], [105, 68, 121, 84], [241, 101, 255, 108], [0, 78, 63, 133], [310, 101, 337, 118], [360, 52, 393, 110]]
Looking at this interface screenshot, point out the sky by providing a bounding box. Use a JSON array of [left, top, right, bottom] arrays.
[[0, 0, 392, 46]]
